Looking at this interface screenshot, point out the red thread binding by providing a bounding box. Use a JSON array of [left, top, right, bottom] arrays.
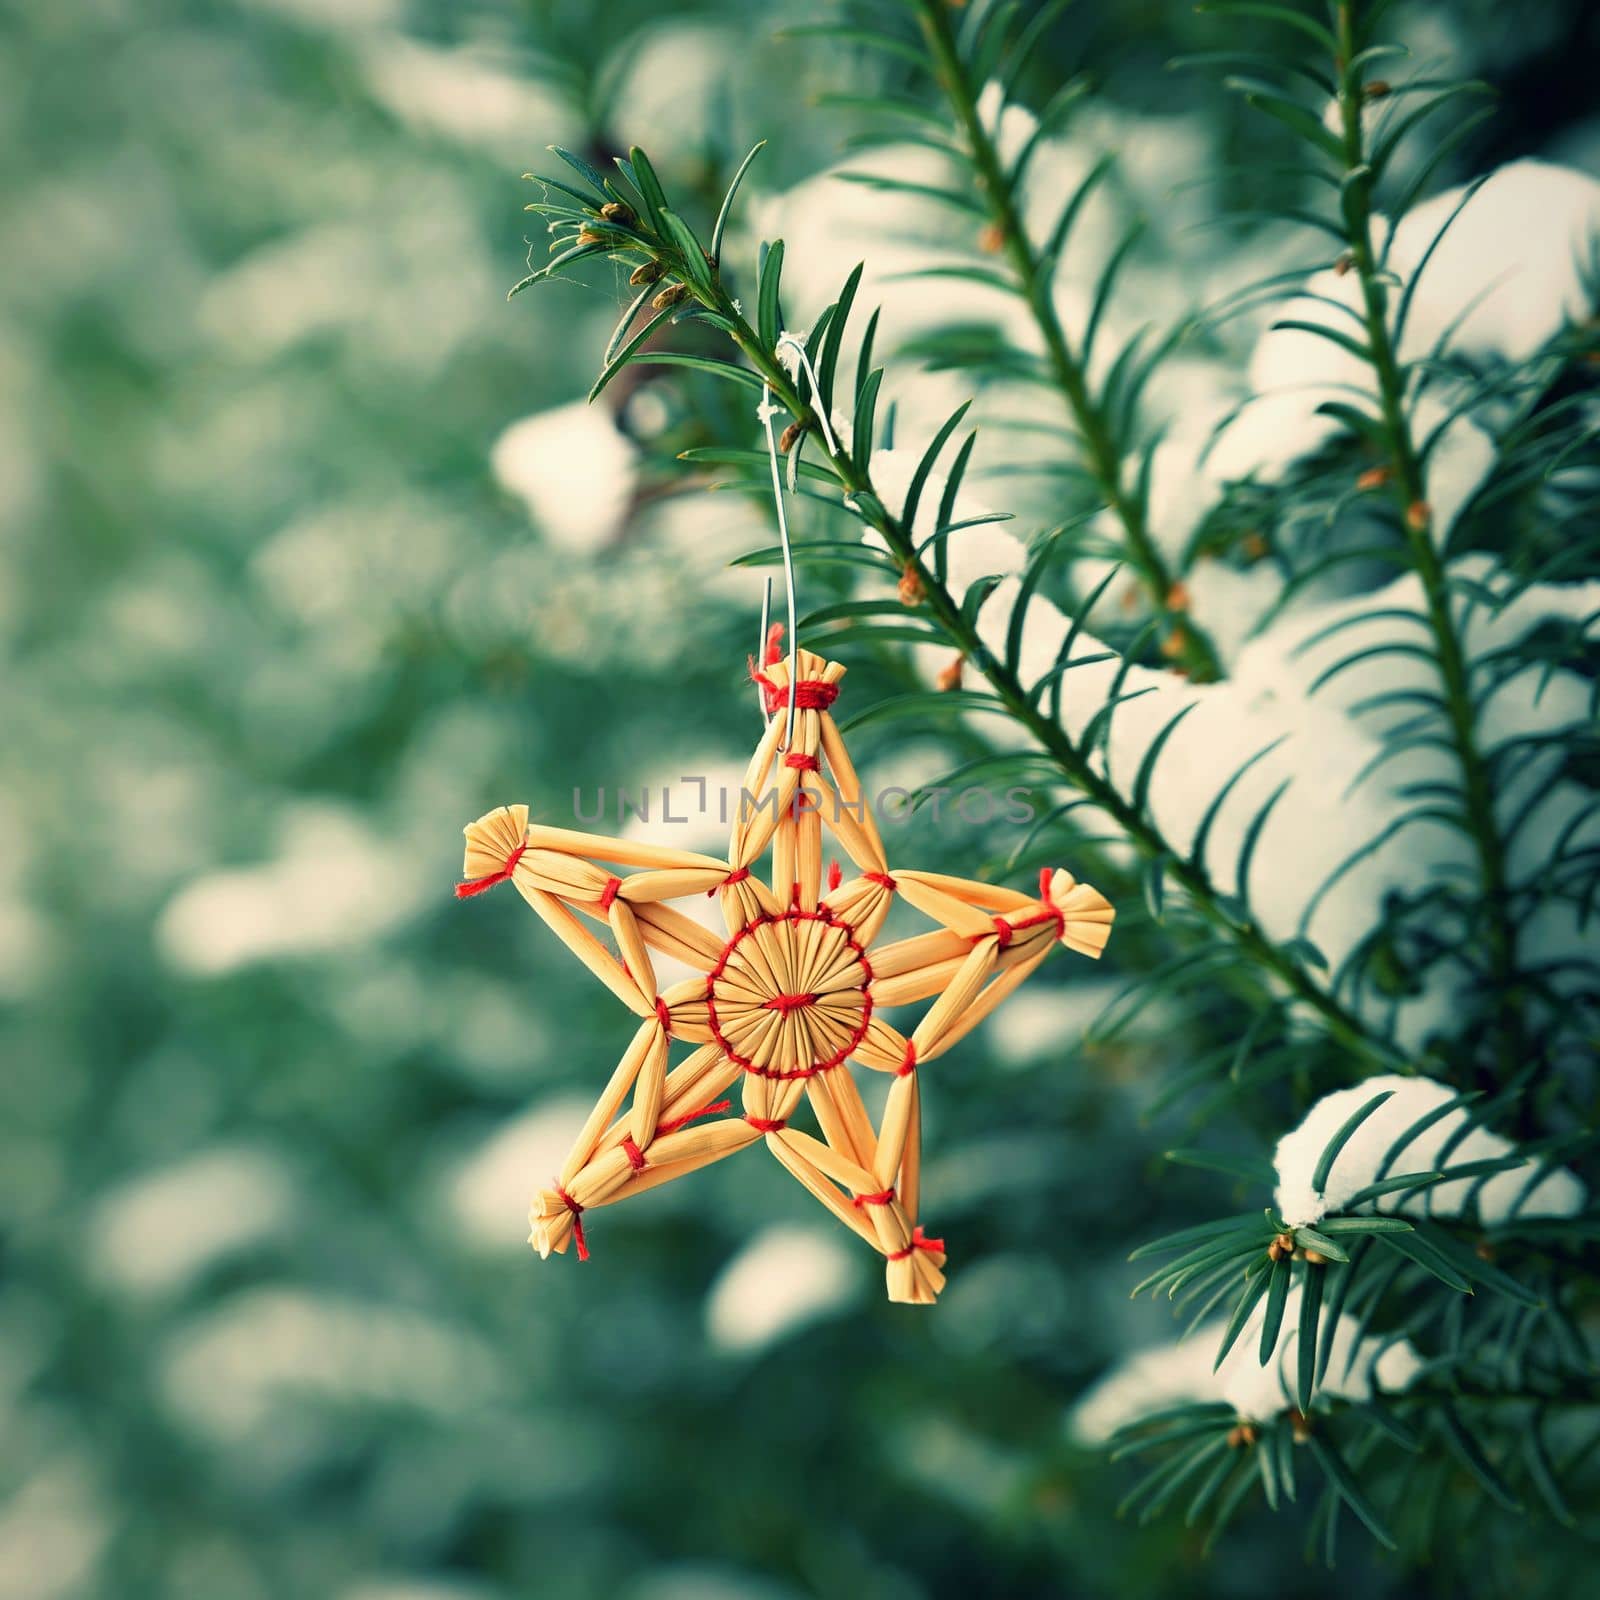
[[456, 842, 527, 899], [851, 1187, 896, 1209], [897, 1040, 918, 1077], [710, 865, 752, 896], [863, 872, 897, 893], [740, 1053, 857, 1082], [762, 991, 818, 1015], [887, 1226, 945, 1261], [744, 1115, 787, 1134], [793, 680, 838, 709], [556, 1188, 588, 1261], [749, 671, 841, 715], [747, 623, 839, 715], [784, 751, 820, 771], [1037, 868, 1066, 936], [598, 876, 622, 911], [746, 625, 785, 696], [827, 859, 843, 891], [970, 902, 1066, 947], [654, 998, 672, 1034], [621, 1135, 647, 1172], [657, 1099, 731, 1134]]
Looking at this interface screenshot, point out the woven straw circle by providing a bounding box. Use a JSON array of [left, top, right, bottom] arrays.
[[706, 907, 874, 1081]]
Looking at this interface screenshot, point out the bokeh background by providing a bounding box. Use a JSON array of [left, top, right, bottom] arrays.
[[3, 2, 1598, 1597]]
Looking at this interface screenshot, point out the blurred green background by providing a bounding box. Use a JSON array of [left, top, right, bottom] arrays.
[[3, 2, 1597, 1597]]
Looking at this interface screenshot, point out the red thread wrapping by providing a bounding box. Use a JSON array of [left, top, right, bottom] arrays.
[[1037, 868, 1066, 937], [621, 1135, 647, 1172], [973, 903, 1065, 947], [557, 1188, 588, 1261], [745, 630, 840, 713], [793, 680, 839, 709], [897, 1040, 918, 1077], [598, 876, 622, 912], [863, 872, 897, 893], [784, 751, 820, 772], [762, 991, 818, 1015], [657, 1099, 731, 1134], [750, 672, 841, 715], [456, 842, 527, 899], [744, 1115, 787, 1134], [827, 859, 843, 891], [711, 865, 752, 897], [887, 1226, 945, 1260], [851, 1187, 896, 1209], [654, 998, 672, 1034]]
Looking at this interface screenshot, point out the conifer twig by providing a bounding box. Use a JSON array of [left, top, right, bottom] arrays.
[[630, 267, 1392, 1073], [909, 0, 1224, 682], [1328, 0, 1524, 1078]]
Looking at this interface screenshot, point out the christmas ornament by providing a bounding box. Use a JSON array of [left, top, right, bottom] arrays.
[[457, 644, 1113, 1302]]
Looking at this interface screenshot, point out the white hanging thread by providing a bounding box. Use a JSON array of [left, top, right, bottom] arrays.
[[757, 382, 799, 750], [776, 330, 862, 512], [755, 326, 871, 745]]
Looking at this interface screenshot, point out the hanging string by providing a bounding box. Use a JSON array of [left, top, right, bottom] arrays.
[[776, 330, 859, 513], [757, 380, 799, 751], [775, 331, 846, 458], [753, 329, 859, 749]]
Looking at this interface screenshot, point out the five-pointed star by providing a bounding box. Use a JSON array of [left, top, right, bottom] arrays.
[[458, 648, 1113, 1303]]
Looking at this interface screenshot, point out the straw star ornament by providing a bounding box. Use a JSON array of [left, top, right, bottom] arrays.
[[457, 648, 1113, 1303]]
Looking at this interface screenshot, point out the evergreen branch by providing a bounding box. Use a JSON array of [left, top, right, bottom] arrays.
[[720, 340, 1392, 1074], [516, 163, 1402, 1078], [1108, 1368, 1600, 1559], [907, 0, 1224, 682], [1329, 1, 1524, 1079]]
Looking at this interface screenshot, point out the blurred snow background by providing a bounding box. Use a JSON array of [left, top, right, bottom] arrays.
[[2, 1, 1596, 1597]]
